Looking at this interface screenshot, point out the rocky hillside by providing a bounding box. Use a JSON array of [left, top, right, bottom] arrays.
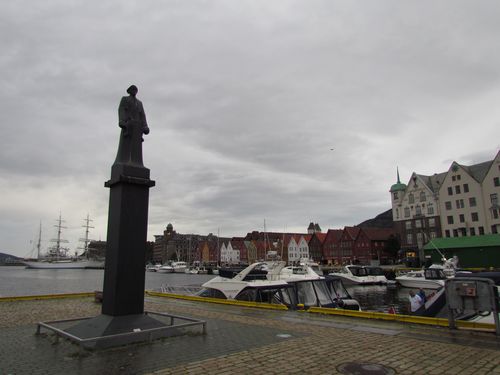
[[357, 209, 393, 228]]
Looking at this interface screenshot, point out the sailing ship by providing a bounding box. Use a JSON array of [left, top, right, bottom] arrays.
[[23, 214, 104, 269]]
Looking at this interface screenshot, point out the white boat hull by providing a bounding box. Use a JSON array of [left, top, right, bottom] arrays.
[[23, 259, 104, 269], [328, 273, 387, 285], [396, 276, 444, 290]]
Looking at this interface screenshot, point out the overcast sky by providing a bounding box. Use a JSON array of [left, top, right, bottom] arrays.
[[1, 1, 499, 258]]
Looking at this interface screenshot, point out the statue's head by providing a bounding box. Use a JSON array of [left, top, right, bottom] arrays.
[[127, 85, 138, 96]]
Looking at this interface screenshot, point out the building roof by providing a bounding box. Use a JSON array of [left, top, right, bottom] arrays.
[[390, 168, 407, 192], [423, 235, 500, 250], [343, 226, 361, 240], [415, 172, 447, 193], [323, 229, 343, 245], [360, 227, 396, 241], [310, 233, 327, 244], [458, 160, 493, 183]]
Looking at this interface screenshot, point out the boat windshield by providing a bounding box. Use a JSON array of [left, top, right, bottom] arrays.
[[312, 280, 334, 306], [365, 267, 384, 276], [235, 286, 296, 306], [326, 278, 350, 299], [197, 288, 227, 299], [296, 281, 318, 306], [424, 268, 446, 280], [349, 267, 368, 277]]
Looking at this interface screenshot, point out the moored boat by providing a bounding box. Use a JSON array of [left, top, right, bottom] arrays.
[[198, 261, 360, 310], [396, 265, 452, 290], [328, 265, 388, 285]]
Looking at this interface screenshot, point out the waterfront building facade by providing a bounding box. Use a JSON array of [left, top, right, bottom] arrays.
[[308, 232, 327, 262], [322, 229, 343, 265], [391, 150, 500, 261], [354, 228, 396, 265]]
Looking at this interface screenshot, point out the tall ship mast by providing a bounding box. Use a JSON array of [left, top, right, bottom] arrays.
[[47, 213, 69, 260], [78, 214, 94, 259]]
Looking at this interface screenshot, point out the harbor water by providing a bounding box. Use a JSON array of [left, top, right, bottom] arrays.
[[0, 266, 415, 314]]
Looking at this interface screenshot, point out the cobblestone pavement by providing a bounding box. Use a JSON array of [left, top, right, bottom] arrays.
[[0, 296, 500, 374]]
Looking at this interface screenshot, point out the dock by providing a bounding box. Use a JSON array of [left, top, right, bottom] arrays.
[[1, 293, 500, 374]]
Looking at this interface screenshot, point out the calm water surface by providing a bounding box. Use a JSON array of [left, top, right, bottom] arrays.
[[0, 266, 415, 313]]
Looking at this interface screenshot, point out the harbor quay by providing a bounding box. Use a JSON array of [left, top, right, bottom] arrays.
[[1, 295, 500, 375]]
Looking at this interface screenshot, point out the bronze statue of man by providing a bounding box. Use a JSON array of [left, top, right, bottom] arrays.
[[115, 85, 150, 166]]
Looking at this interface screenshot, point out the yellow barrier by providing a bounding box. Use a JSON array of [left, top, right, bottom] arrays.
[[0, 292, 95, 302], [145, 290, 288, 310], [307, 306, 496, 330]]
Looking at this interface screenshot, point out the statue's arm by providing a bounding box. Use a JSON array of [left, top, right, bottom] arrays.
[[118, 97, 128, 129], [140, 102, 150, 135]]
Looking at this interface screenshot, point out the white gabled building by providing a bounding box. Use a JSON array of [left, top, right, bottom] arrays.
[[287, 235, 310, 264], [391, 150, 500, 263], [220, 241, 240, 264]]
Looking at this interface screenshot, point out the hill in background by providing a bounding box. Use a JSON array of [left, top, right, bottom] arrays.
[[0, 252, 21, 262], [357, 209, 393, 228]]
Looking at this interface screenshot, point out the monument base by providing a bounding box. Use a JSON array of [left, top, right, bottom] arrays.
[[36, 311, 206, 350]]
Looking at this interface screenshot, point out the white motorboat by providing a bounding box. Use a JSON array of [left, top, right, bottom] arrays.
[[395, 266, 447, 290], [157, 263, 174, 273], [198, 261, 360, 310], [171, 261, 188, 273], [328, 265, 388, 285], [146, 264, 161, 272]]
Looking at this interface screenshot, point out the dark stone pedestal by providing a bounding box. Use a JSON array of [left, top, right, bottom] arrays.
[[102, 163, 155, 316]]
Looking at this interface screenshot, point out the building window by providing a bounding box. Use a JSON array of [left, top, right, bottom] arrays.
[[447, 216, 454, 224], [460, 228, 467, 236], [407, 234, 413, 244], [471, 212, 479, 222], [455, 185, 461, 194], [445, 201, 452, 210], [457, 175, 461, 180], [428, 218, 435, 227], [404, 207, 410, 218], [416, 205, 422, 216], [493, 209, 499, 219], [393, 192, 398, 200], [420, 192, 426, 202], [479, 227, 485, 235], [493, 225, 498, 234], [427, 204, 434, 215], [416, 220, 422, 229], [453, 229, 458, 237], [405, 221, 412, 230], [395, 208, 399, 219], [459, 214, 465, 223], [463, 183, 469, 193], [452, 176, 456, 181], [494, 177, 500, 187], [470, 227, 476, 236], [448, 187, 453, 196], [409, 193, 414, 204], [469, 197, 477, 207], [430, 231, 436, 239], [491, 193, 498, 206], [445, 230, 450, 237]]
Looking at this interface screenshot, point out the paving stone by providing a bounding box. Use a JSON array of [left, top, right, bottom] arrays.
[[1, 296, 500, 374]]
